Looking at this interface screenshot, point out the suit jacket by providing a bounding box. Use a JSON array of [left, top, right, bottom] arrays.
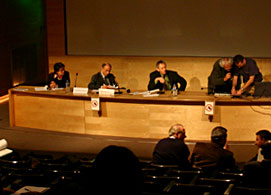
[[48, 71, 70, 88], [244, 160, 271, 187], [148, 70, 187, 91], [191, 142, 235, 171], [152, 138, 191, 169], [88, 72, 117, 89]]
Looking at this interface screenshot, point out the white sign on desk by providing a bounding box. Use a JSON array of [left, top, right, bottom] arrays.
[[73, 87, 88, 94], [98, 88, 115, 96]]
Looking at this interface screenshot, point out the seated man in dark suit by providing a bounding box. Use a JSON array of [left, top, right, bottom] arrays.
[[152, 124, 191, 170], [88, 63, 117, 90], [48, 62, 70, 88], [191, 126, 236, 173], [243, 140, 271, 187], [148, 60, 187, 92]]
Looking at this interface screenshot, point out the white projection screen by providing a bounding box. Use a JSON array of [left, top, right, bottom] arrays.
[[66, 0, 271, 57]]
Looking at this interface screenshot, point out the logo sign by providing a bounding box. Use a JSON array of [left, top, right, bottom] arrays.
[[91, 98, 100, 111], [205, 101, 214, 115]]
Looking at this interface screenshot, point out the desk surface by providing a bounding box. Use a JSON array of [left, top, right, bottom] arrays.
[[9, 86, 271, 106]]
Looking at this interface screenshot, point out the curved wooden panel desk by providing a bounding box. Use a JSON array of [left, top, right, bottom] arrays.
[[9, 86, 271, 141]]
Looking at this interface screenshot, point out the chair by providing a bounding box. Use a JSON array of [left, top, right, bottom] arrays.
[[164, 181, 215, 195], [197, 178, 236, 195], [143, 175, 182, 194], [231, 186, 271, 195]]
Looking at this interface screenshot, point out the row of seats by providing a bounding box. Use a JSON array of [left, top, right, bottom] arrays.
[[1, 150, 271, 194]]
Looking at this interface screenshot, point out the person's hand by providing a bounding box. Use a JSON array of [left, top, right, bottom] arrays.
[[101, 85, 112, 89], [236, 89, 242, 96], [224, 73, 231, 81], [231, 88, 237, 95], [155, 77, 165, 84], [50, 81, 57, 88]]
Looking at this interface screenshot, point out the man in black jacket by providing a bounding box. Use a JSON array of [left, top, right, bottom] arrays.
[[148, 60, 187, 91], [208, 58, 235, 95], [152, 124, 191, 169], [88, 63, 117, 90]]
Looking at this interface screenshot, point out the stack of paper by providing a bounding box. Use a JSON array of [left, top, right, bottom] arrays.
[[0, 139, 12, 157]]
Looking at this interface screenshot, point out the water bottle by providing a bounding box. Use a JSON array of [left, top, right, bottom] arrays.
[[65, 80, 70, 93], [172, 84, 177, 96]]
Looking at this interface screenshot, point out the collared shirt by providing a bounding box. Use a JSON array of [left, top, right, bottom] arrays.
[[257, 148, 264, 162], [101, 71, 110, 85], [154, 73, 172, 90], [169, 136, 176, 139]]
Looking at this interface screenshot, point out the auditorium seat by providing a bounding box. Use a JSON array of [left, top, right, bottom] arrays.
[[164, 182, 215, 195], [230, 186, 271, 195]]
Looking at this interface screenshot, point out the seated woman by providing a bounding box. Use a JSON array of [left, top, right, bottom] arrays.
[[48, 62, 70, 88]]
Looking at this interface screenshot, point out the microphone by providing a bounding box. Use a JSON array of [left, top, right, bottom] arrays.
[[114, 81, 123, 94], [74, 73, 78, 87]]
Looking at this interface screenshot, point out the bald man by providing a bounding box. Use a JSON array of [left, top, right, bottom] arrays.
[[152, 124, 190, 169]]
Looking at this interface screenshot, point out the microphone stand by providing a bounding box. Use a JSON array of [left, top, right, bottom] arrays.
[[114, 81, 123, 94], [74, 73, 78, 87]]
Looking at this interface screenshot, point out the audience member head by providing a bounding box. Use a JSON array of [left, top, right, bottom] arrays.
[[93, 145, 143, 194], [261, 140, 271, 160], [211, 126, 227, 147], [233, 54, 246, 68], [54, 62, 65, 77], [219, 57, 233, 71], [101, 63, 112, 77], [255, 130, 271, 148], [156, 60, 167, 75], [168, 124, 186, 141]]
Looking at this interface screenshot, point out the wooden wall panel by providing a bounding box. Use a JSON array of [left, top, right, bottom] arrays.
[[49, 56, 271, 91], [46, 0, 66, 56], [14, 95, 85, 133]]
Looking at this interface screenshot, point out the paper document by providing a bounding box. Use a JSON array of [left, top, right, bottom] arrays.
[[14, 186, 49, 194], [0, 139, 12, 157], [52, 88, 64, 91], [34, 86, 48, 91], [214, 93, 231, 97], [130, 89, 160, 95], [13, 88, 29, 92], [143, 94, 160, 97]]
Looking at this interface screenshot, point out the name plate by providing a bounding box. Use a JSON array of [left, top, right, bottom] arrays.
[[98, 88, 115, 96], [73, 87, 88, 94]]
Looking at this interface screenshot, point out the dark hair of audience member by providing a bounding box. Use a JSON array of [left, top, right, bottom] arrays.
[[211, 126, 227, 147], [256, 130, 271, 141], [261, 141, 271, 160], [92, 145, 143, 194]]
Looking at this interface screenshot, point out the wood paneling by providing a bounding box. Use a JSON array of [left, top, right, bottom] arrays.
[[9, 87, 271, 142], [49, 56, 271, 91], [46, 0, 66, 56]]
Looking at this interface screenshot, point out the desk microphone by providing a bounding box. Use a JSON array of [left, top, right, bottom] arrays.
[[115, 81, 125, 94], [74, 73, 78, 87]]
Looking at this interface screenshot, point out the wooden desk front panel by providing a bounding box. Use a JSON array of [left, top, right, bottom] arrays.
[[10, 89, 271, 141], [13, 94, 85, 134]]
